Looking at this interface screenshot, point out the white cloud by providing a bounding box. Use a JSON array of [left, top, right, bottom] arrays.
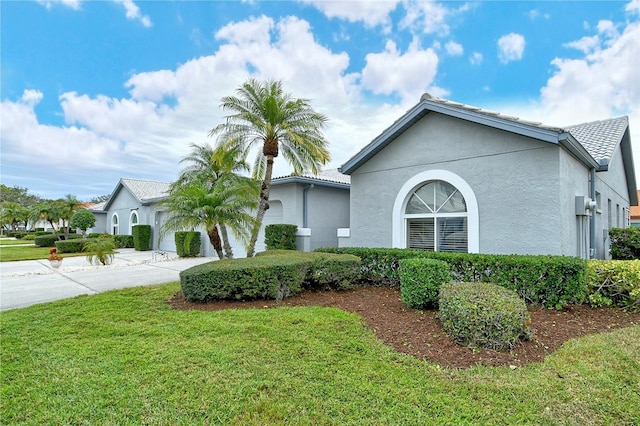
[[361, 38, 444, 103], [113, 0, 152, 27], [301, 0, 399, 30], [36, 0, 81, 10], [400, 1, 450, 35], [469, 52, 483, 65], [497, 33, 525, 63], [445, 41, 463, 56], [528, 9, 550, 21]]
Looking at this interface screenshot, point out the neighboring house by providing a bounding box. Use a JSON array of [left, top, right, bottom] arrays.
[[338, 93, 637, 260], [86, 201, 107, 235], [92, 171, 350, 257], [631, 190, 640, 228]]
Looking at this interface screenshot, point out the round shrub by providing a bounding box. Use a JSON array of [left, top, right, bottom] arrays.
[[265, 224, 297, 250], [439, 282, 532, 351], [399, 258, 450, 309]]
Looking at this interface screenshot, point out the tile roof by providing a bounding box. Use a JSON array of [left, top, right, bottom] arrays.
[[631, 190, 640, 219], [565, 116, 628, 163], [120, 178, 171, 202], [273, 168, 350, 185]]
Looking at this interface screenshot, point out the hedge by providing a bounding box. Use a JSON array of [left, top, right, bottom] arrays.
[[180, 251, 361, 302], [114, 235, 134, 248], [399, 258, 450, 309], [34, 234, 62, 247], [609, 228, 640, 260], [265, 224, 298, 250], [55, 239, 85, 254], [132, 225, 152, 251], [175, 231, 201, 257], [316, 247, 587, 308]]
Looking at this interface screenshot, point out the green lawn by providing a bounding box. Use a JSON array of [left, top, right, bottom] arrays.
[[0, 239, 34, 246], [0, 245, 86, 262], [1, 282, 639, 425]]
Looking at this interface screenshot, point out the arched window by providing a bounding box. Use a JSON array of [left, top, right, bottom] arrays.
[[129, 211, 139, 234], [392, 170, 479, 253], [405, 180, 467, 252], [111, 213, 119, 235]]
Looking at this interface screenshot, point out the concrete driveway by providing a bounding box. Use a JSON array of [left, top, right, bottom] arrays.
[[0, 248, 215, 311]]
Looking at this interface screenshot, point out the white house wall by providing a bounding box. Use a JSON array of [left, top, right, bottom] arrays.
[[307, 185, 350, 249], [558, 148, 591, 257], [349, 112, 571, 255]]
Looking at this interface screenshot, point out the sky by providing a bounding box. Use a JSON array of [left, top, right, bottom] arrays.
[[1, 0, 639, 202]]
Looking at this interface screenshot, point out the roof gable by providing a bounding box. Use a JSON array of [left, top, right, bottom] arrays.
[[104, 178, 170, 210], [339, 94, 629, 176]]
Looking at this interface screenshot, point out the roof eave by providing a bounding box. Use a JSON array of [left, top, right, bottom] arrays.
[[272, 176, 350, 189]]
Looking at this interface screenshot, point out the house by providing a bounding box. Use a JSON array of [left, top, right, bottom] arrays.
[[94, 171, 350, 257], [338, 93, 637, 260], [631, 190, 640, 228]]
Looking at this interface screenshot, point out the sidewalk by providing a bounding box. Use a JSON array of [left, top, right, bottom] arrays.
[[0, 249, 215, 311]]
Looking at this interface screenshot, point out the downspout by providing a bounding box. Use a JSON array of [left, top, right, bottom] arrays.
[[303, 184, 315, 228], [589, 168, 596, 258]]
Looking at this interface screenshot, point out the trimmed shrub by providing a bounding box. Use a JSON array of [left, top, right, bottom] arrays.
[[34, 231, 51, 236], [87, 233, 109, 239], [132, 225, 152, 251], [587, 259, 640, 311], [609, 228, 640, 260], [55, 239, 85, 254], [265, 224, 298, 250], [175, 232, 201, 257], [34, 234, 62, 247], [21, 233, 37, 240], [181, 251, 361, 302], [316, 247, 587, 308], [8, 231, 27, 239], [399, 258, 450, 309], [66, 234, 84, 240], [114, 235, 134, 248], [439, 282, 532, 351]]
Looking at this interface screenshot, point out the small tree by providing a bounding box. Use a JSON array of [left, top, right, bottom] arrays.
[[69, 209, 96, 239], [84, 237, 116, 265]]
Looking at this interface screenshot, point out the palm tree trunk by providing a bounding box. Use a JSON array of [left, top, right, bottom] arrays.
[[246, 156, 275, 257], [207, 225, 225, 259], [219, 224, 234, 259]]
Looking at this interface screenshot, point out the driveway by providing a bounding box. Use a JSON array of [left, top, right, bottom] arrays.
[[0, 249, 215, 311]]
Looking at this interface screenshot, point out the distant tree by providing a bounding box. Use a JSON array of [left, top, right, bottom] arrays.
[[70, 209, 96, 239], [210, 79, 330, 257], [0, 184, 41, 207], [90, 195, 110, 204]]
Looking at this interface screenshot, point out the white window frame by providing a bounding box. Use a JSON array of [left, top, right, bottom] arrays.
[[129, 211, 139, 235], [392, 170, 479, 253], [111, 213, 119, 235]]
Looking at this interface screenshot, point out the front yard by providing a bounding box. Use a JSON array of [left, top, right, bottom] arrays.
[[1, 282, 639, 424]]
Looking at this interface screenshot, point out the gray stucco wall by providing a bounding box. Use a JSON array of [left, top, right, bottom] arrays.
[[307, 185, 350, 250], [349, 112, 579, 256]]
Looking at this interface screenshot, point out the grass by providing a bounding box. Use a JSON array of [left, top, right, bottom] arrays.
[[1, 282, 639, 425], [0, 245, 86, 262], [0, 239, 34, 246]]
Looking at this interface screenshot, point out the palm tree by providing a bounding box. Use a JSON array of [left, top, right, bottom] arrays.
[[58, 195, 83, 238], [30, 201, 63, 235], [171, 142, 256, 258], [0, 202, 30, 231], [159, 176, 258, 259], [209, 79, 331, 257]]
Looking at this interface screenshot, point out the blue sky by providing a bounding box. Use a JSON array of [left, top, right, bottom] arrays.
[[1, 0, 639, 201]]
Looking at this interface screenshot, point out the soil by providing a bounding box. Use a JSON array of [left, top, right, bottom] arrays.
[[168, 285, 640, 369]]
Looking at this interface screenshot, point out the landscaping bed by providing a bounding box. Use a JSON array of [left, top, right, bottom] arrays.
[[169, 285, 640, 369]]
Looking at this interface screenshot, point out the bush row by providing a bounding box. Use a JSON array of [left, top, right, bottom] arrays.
[[399, 258, 450, 309], [180, 250, 361, 302], [316, 247, 586, 308]]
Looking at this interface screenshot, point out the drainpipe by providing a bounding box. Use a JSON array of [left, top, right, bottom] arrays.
[[303, 184, 315, 228], [589, 168, 596, 258]]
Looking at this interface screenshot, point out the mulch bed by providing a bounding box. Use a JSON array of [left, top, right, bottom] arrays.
[[168, 285, 640, 369]]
